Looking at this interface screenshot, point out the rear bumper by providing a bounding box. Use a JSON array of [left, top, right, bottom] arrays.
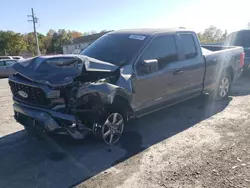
[[13, 101, 89, 139]]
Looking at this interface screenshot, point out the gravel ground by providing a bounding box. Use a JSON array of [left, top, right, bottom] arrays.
[[0, 75, 250, 188]]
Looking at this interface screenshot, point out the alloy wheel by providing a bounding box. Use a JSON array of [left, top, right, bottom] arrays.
[[102, 113, 124, 144], [219, 76, 230, 97]]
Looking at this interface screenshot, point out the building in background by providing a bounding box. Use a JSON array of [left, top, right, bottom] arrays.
[[62, 31, 112, 54]]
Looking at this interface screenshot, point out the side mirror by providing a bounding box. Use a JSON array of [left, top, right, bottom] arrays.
[[141, 59, 158, 74]]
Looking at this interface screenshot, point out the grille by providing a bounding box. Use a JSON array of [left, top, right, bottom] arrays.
[[9, 81, 49, 106]]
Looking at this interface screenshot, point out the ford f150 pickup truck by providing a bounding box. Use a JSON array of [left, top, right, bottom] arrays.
[[9, 28, 244, 144]]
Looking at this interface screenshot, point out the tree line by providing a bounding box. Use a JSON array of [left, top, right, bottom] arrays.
[[0, 26, 228, 56], [0, 29, 98, 56], [197, 25, 228, 44]]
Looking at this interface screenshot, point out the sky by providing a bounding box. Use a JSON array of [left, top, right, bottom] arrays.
[[1, 0, 250, 35]]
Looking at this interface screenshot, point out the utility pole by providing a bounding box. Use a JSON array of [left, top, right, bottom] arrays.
[[28, 8, 40, 56]]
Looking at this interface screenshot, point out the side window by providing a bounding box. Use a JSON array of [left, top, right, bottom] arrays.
[[180, 34, 197, 59], [141, 35, 178, 70], [0, 61, 5, 66]]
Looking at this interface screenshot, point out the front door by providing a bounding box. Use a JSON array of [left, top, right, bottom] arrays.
[[131, 34, 179, 114]]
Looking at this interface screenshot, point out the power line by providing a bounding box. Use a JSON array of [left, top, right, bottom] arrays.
[[28, 8, 40, 56]]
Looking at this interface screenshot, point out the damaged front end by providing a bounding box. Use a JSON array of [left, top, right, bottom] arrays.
[[9, 55, 133, 140]]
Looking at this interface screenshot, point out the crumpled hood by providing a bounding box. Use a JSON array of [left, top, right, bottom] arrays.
[[12, 55, 119, 87]]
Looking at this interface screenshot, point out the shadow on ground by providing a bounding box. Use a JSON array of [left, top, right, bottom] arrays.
[[231, 72, 250, 96], [2, 76, 250, 188]]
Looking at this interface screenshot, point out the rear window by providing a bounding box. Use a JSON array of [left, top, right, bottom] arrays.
[[180, 34, 197, 59], [225, 30, 250, 48], [81, 33, 147, 66]]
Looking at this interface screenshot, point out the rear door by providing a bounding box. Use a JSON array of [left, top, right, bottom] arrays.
[[171, 33, 205, 97]]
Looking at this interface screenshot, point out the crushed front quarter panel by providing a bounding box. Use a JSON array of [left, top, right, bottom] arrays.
[[76, 65, 134, 106]]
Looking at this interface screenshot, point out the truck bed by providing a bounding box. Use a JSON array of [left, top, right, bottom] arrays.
[[201, 45, 244, 92], [201, 45, 242, 52], [201, 45, 243, 66]]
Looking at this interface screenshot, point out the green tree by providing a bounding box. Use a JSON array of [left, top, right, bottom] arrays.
[[0, 31, 27, 55], [45, 29, 83, 54], [221, 30, 228, 42], [198, 26, 224, 43], [0, 29, 97, 55], [70, 30, 83, 39]]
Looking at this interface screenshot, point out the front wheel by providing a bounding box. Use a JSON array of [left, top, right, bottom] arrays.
[[94, 112, 125, 145], [214, 71, 232, 100]]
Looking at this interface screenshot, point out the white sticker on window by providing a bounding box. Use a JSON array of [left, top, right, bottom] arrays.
[[129, 35, 145, 40]]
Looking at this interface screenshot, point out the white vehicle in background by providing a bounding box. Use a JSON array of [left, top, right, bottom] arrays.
[[0, 56, 13, 60], [0, 59, 17, 77], [11, 56, 24, 60], [0, 56, 24, 60]]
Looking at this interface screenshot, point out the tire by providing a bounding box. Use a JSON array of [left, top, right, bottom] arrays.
[[214, 70, 232, 100], [93, 109, 126, 145]]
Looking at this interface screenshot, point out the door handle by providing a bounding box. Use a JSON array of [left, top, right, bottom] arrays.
[[173, 69, 184, 75]]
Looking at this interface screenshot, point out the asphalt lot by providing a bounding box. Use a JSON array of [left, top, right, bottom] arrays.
[[1, 75, 250, 188]]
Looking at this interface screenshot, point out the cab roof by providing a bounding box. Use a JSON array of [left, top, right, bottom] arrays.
[[111, 28, 194, 36]]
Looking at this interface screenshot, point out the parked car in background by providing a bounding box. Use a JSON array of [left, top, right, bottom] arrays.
[[0, 59, 17, 77], [9, 28, 244, 144], [11, 56, 24, 60], [0, 56, 13, 60], [0, 56, 24, 60], [225, 30, 250, 70]]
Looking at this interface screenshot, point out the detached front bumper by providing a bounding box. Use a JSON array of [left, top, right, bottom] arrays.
[[13, 101, 89, 139]]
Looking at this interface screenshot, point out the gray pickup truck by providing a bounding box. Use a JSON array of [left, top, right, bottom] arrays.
[[9, 28, 244, 144], [224, 29, 250, 70]]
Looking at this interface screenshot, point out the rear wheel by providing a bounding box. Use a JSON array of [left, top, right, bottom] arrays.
[[214, 71, 232, 100]]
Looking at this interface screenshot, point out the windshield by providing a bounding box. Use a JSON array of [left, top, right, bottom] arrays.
[[80, 33, 147, 66]]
